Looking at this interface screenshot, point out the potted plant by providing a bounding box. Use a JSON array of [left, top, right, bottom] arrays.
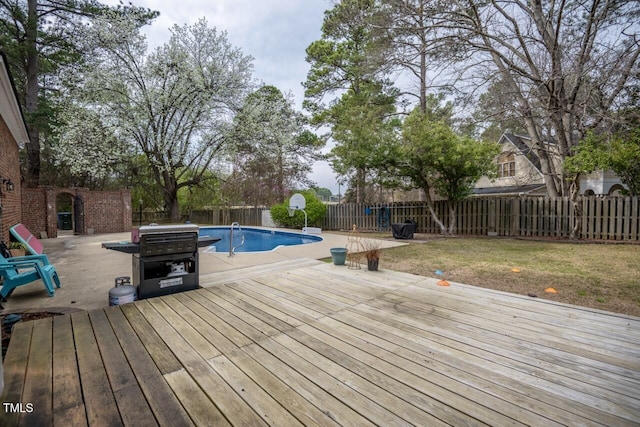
[[8, 241, 26, 257], [363, 241, 381, 271]]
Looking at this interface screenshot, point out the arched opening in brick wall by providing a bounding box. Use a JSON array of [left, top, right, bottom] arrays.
[[55, 192, 76, 234], [21, 187, 131, 239]]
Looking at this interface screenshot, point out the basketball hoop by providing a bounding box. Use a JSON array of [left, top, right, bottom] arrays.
[[288, 193, 308, 230]]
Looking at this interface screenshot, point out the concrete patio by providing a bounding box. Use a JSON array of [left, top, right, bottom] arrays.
[[1, 228, 406, 312]]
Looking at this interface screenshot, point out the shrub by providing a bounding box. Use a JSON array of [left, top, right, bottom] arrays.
[[270, 190, 327, 228]]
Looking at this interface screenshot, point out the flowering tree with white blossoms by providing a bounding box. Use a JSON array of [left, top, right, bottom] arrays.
[[51, 104, 130, 187], [58, 16, 254, 220]]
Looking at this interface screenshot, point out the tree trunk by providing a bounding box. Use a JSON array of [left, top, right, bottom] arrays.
[[447, 203, 456, 235], [25, 0, 40, 186], [421, 185, 447, 234], [419, 46, 427, 114], [162, 173, 180, 222], [163, 189, 180, 222], [523, 114, 560, 197], [168, 197, 180, 223], [478, 23, 563, 199], [356, 167, 366, 203], [277, 148, 285, 203], [569, 175, 582, 240]]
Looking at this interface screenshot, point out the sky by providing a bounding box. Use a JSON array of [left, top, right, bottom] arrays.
[[105, 0, 342, 194]]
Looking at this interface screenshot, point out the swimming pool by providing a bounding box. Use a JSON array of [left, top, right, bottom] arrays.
[[199, 227, 323, 253]]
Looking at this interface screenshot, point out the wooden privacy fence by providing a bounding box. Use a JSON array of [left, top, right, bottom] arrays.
[[323, 196, 640, 241], [189, 207, 264, 226], [134, 197, 639, 241], [135, 207, 264, 226]]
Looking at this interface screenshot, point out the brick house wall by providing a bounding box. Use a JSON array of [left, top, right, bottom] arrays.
[[19, 186, 46, 235], [21, 187, 132, 238], [1, 52, 28, 243], [0, 115, 22, 242]]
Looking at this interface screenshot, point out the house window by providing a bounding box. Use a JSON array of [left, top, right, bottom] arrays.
[[498, 154, 516, 178]]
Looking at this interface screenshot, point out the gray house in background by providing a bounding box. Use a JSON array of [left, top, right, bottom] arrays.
[[473, 133, 627, 197]]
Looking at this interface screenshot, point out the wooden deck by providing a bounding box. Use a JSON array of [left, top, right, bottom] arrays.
[[2, 258, 639, 426]]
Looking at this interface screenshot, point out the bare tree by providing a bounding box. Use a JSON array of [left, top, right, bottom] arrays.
[[384, 0, 452, 113], [226, 86, 322, 206], [441, 0, 640, 198]]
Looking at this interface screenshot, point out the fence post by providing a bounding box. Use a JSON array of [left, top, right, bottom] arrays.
[[492, 199, 497, 234], [632, 197, 639, 241], [623, 197, 631, 241]]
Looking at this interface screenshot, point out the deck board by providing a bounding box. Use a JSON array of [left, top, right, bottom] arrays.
[[348, 300, 638, 426], [164, 369, 229, 427], [119, 303, 183, 375], [254, 335, 402, 426], [19, 318, 52, 427], [71, 311, 121, 426], [104, 307, 194, 426], [222, 347, 339, 427], [208, 354, 304, 426], [176, 291, 254, 349], [52, 315, 86, 426], [2, 259, 639, 426], [165, 293, 240, 354], [89, 309, 157, 426], [209, 285, 301, 333], [377, 291, 640, 372], [1, 321, 32, 427], [274, 331, 463, 426], [135, 299, 268, 426], [378, 289, 640, 388], [313, 315, 569, 426], [229, 279, 325, 323], [392, 285, 640, 358], [240, 341, 375, 426], [219, 282, 308, 327]]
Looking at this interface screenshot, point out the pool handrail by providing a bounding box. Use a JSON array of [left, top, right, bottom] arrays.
[[228, 222, 245, 257]]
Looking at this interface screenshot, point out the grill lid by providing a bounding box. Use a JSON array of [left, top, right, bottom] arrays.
[[102, 223, 220, 254], [138, 224, 199, 236]]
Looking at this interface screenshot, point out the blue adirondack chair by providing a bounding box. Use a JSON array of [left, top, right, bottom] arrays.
[[0, 254, 61, 299]]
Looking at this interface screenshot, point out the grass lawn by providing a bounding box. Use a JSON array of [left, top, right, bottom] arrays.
[[344, 233, 640, 317]]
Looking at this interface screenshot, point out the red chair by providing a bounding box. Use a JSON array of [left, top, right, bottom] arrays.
[[10, 223, 45, 255]]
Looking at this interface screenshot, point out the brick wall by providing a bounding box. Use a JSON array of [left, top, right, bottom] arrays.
[[21, 187, 132, 238], [82, 190, 132, 234], [0, 115, 22, 242], [20, 188, 46, 236]]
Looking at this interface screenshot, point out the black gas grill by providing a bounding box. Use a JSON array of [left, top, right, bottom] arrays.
[[103, 224, 219, 300], [134, 224, 200, 299]]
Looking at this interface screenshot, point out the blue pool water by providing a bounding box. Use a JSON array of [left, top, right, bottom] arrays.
[[199, 227, 323, 253]]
